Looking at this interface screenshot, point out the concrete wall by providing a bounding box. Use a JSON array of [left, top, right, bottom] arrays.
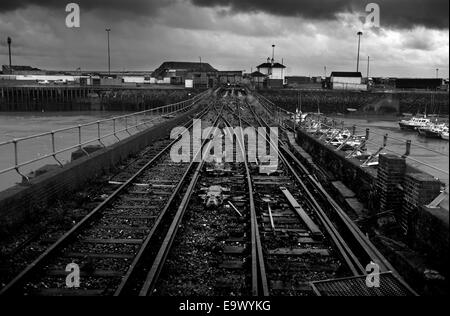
[[295, 128, 377, 205], [259, 90, 449, 115], [0, 103, 206, 236], [295, 128, 448, 281], [0, 87, 205, 112]]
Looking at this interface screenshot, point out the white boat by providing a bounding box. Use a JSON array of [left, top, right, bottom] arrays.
[[399, 116, 431, 131], [441, 127, 449, 141], [418, 124, 447, 139]]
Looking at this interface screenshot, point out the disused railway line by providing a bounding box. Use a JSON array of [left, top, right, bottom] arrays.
[[0, 88, 417, 296], [0, 104, 222, 296]]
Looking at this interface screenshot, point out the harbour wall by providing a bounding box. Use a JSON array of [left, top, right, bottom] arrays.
[[294, 128, 448, 282], [0, 98, 209, 236], [261, 90, 449, 115], [0, 86, 205, 112]]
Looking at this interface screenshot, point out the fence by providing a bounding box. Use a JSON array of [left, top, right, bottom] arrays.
[[0, 90, 210, 182], [253, 92, 449, 182]]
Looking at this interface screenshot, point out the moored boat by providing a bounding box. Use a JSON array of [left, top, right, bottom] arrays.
[[418, 124, 448, 139], [441, 127, 449, 141], [399, 116, 431, 131]]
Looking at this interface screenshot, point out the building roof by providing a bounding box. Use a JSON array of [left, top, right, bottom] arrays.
[[251, 71, 267, 77], [257, 62, 286, 69], [152, 61, 217, 78], [331, 72, 362, 78]]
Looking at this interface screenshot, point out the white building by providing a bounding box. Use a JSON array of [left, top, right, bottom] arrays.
[[330, 72, 367, 91], [257, 58, 286, 81]]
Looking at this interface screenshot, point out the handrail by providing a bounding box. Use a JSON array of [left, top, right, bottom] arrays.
[[0, 90, 210, 180], [303, 120, 449, 176], [252, 94, 449, 178]]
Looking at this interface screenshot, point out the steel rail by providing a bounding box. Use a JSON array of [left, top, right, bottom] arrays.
[[0, 105, 211, 296], [244, 99, 365, 276], [251, 95, 416, 291], [251, 98, 375, 272], [139, 106, 225, 296], [221, 108, 269, 296], [113, 106, 215, 295]]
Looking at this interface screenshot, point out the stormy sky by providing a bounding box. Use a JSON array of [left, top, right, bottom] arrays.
[[0, 0, 448, 77]]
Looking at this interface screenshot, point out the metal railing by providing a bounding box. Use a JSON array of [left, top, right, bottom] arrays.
[[302, 118, 449, 177], [0, 90, 210, 181], [252, 93, 448, 178]]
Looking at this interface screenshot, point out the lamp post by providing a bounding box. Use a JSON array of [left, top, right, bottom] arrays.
[[106, 28, 111, 76], [7, 37, 12, 74], [356, 32, 363, 73]]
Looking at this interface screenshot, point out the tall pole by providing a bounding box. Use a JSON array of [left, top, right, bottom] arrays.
[[356, 32, 363, 73], [7, 37, 12, 74], [272, 44, 275, 63], [106, 28, 111, 76], [436, 68, 439, 79], [324, 66, 327, 78], [367, 56, 370, 79]]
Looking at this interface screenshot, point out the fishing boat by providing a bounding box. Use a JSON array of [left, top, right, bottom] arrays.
[[399, 116, 431, 131]]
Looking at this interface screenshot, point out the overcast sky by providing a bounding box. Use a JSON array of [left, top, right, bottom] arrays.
[[0, 0, 448, 77]]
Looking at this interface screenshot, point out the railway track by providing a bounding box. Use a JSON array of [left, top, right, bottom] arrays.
[[0, 104, 220, 296], [246, 93, 417, 296], [138, 96, 265, 296], [0, 89, 417, 296]]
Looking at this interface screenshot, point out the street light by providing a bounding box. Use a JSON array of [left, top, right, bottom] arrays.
[[106, 28, 111, 76], [7, 37, 12, 73], [356, 31, 363, 73]]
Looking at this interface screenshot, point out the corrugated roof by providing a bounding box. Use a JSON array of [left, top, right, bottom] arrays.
[[331, 72, 362, 78], [257, 62, 286, 69]]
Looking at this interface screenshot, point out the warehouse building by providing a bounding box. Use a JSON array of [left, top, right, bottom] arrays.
[[217, 71, 243, 85], [330, 72, 367, 91], [152, 61, 218, 88]]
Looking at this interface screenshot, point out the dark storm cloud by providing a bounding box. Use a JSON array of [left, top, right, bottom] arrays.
[[191, 0, 449, 29], [0, 0, 174, 14]]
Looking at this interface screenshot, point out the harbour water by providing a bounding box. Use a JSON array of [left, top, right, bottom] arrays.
[[331, 115, 449, 191], [1, 112, 449, 194], [0, 111, 163, 192]]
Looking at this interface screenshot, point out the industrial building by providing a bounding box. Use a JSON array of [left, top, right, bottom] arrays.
[[217, 71, 243, 85], [152, 61, 218, 88], [330, 72, 367, 91]]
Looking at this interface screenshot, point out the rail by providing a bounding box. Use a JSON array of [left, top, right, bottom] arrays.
[[0, 90, 210, 181], [252, 92, 448, 178], [308, 120, 449, 177]]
